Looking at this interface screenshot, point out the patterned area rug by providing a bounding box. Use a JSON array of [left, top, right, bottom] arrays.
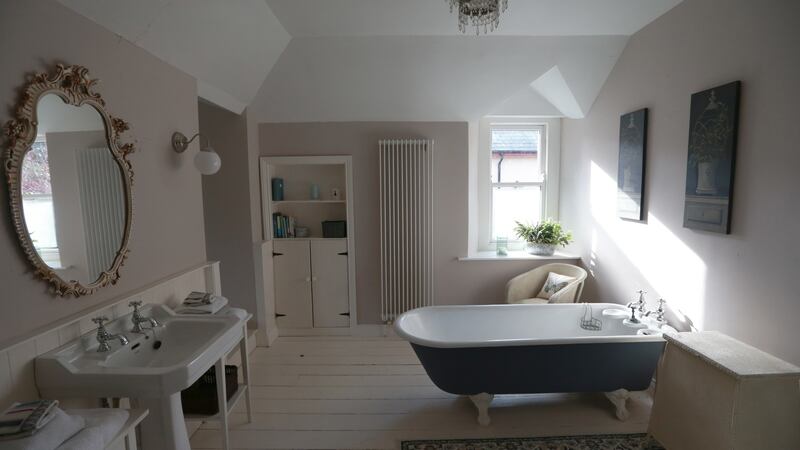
[[401, 433, 664, 450]]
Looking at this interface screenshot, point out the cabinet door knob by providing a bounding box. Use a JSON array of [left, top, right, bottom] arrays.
[[312, 276, 318, 281], [305, 276, 311, 282]]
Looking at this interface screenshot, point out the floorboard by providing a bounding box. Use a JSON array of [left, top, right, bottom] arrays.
[[190, 336, 652, 450]]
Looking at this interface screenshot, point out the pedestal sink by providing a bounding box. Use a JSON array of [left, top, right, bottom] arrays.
[[36, 304, 249, 450]]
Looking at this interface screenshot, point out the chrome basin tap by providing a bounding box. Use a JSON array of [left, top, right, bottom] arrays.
[[93, 317, 129, 353], [129, 300, 162, 333]]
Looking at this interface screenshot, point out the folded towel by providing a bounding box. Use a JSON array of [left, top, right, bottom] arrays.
[[0, 408, 84, 450], [183, 291, 213, 305], [221, 307, 250, 321], [56, 408, 129, 450], [54, 427, 101, 450], [177, 295, 228, 315], [68, 409, 129, 444], [0, 400, 59, 438]]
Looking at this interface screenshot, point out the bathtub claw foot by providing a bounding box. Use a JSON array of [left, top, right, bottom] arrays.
[[469, 393, 494, 426], [605, 389, 630, 421]]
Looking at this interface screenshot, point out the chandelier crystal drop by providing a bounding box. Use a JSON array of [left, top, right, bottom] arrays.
[[447, 0, 508, 35]]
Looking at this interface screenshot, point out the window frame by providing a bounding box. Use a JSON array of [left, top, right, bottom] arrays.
[[477, 117, 561, 252]]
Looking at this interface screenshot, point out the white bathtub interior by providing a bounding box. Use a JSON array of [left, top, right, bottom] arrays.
[[395, 303, 666, 348]]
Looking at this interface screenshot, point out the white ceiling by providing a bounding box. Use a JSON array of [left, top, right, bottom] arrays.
[[58, 0, 291, 114], [57, 0, 683, 120], [250, 35, 628, 121], [266, 0, 683, 37]]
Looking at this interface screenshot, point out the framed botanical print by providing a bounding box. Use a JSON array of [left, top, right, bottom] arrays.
[[683, 81, 741, 234]]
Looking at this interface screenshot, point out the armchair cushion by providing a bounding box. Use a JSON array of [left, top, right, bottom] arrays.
[[536, 272, 576, 301], [505, 263, 588, 304]]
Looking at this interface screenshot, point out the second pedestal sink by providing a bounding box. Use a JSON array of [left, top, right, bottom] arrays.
[[36, 304, 249, 450]]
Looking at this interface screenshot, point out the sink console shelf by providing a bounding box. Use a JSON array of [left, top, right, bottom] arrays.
[[183, 316, 253, 450], [35, 303, 253, 450]]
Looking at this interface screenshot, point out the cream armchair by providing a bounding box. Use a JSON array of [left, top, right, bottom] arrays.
[[506, 263, 587, 304]]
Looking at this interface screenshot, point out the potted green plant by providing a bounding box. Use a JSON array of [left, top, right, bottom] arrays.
[[513, 219, 573, 256]]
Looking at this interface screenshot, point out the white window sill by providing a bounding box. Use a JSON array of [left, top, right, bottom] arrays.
[[458, 250, 580, 261]]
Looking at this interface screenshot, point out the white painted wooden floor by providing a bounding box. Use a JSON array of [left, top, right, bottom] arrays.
[[189, 336, 652, 450]]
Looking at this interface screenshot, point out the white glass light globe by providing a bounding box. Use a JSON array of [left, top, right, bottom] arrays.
[[194, 148, 221, 175]]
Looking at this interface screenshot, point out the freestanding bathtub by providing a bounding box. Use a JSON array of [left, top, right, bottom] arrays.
[[394, 303, 666, 425]]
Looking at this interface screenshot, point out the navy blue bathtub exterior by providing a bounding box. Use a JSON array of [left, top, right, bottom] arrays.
[[410, 341, 665, 395]]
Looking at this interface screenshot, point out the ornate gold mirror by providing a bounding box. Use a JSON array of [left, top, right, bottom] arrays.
[[3, 65, 134, 297]]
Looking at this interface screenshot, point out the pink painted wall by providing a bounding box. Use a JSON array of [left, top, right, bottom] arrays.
[[0, 1, 206, 348], [199, 101, 258, 314], [560, 0, 800, 364], [259, 122, 578, 323]]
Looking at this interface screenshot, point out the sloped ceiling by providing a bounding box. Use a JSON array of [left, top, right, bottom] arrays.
[[58, 0, 682, 120], [57, 0, 291, 114], [250, 35, 628, 121]]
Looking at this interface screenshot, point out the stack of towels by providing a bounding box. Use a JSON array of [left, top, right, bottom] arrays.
[[0, 401, 129, 450], [176, 291, 229, 315]]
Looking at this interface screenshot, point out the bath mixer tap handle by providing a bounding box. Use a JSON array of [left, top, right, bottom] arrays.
[[635, 290, 647, 312], [628, 304, 640, 323], [91, 316, 109, 326], [656, 298, 667, 322]]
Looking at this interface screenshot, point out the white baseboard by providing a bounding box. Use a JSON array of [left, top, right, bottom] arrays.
[[255, 326, 280, 347], [267, 326, 279, 345]]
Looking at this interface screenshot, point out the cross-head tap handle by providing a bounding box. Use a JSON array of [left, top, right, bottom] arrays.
[[91, 316, 109, 325]]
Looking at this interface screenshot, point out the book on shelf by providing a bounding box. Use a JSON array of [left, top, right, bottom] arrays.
[[272, 212, 296, 238]]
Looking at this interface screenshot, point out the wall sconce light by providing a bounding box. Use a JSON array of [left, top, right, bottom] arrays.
[[171, 131, 221, 175]]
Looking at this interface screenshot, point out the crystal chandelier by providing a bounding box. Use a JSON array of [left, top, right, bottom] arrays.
[[446, 0, 508, 35]]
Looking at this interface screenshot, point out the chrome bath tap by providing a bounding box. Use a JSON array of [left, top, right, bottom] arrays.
[[644, 298, 668, 324], [626, 290, 647, 323], [93, 316, 129, 353], [635, 290, 647, 314], [129, 300, 162, 333]]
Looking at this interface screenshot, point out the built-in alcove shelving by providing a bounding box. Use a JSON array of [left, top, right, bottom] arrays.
[[259, 156, 357, 332], [261, 160, 350, 239]]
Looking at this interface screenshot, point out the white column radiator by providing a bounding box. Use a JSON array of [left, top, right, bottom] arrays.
[[379, 139, 434, 322], [76, 148, 126, 278]]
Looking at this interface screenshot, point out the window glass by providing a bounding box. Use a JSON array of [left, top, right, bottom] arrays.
[[21, 139, 61, 267], [491, 185, 542, 240], [490, 128, 542, 183]]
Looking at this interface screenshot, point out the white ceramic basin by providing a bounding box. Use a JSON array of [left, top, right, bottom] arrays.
[[36, 304, 249, 450], [36, 304, 245, 399]]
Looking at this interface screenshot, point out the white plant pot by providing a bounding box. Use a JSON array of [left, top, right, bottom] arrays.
[[526, 243, 556, 256]]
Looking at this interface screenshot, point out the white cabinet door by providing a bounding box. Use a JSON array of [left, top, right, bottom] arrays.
[[273, 240, 313, 328], [311, 239, 350, 328]]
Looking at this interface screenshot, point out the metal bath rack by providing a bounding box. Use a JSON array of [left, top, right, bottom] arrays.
[[580, 303, 603, 331]]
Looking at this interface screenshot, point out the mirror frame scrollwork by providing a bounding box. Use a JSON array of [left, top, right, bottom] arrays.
[[3, 64, 135, 297]]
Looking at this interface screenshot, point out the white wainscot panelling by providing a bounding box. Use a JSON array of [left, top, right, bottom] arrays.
[[0, 262, 221, 409]]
